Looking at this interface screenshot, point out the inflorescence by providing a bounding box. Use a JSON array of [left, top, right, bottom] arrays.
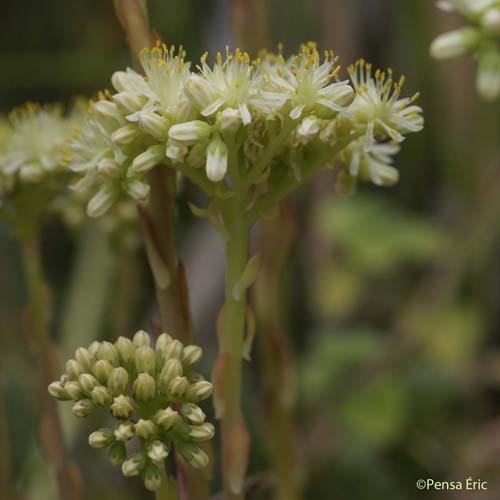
[[48, 330, 214, 491], [67, 42, 423, 217], [431, 0, 500, 100]]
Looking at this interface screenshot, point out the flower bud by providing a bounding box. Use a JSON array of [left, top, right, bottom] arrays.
[[217, 107, 242, 132], [184, 74, 217, 111], [181, 403, 206, 425], [91, 385, 113, 407], [97, 158, 121, 177], [135, 346, 156, 376], [75, 347, 96, 371], [430, 27, 481, 60], [147, 440, 169, 463], [92, 360, 113, 385], [64, 381, 84, 400], [133, 330, 151, 347], [167, 376, 189, 400], [205, 139, 228, 182], [93, 100, 118, 117], [166, 143, 188, 163], [115, 336, 135, 368], [111, 70, 134, 92], [181, 345, 202, 368], [65, 359, 84, 380], [133, 373, 157, 403], [79, 373, 99, 394], [139, 112, 170, 140], [297, 116, 320, 139], [177, 443, 209, 469], [482, 8, 500, 35], [111, 124, 137, 145], [97, 341, 119, 366], [185, 380, 213, 402], [163, 339, 184, 360], [122, 452, 145, 477], [108, 367, 129, 396], [168, 120, 212, 145], [477, 49, 500, 101], [143, 463, 162, 491], [87, 187, 116, 218], [88, 341, 101, 356], [158, 359, 183, 394], [108, 441, 127, 466], [48, 381, 70, 401], [125, 178, 151, 202], [154, 407, 180, 431], [135, 419, 157, 440], [113, 92, 144, 114], [114, 421, 135, 441], [156, 333, 173, 352], [111, 395, 134, 419], [131, 145, 165, 174], [72, 399, 96, 417], [89, 428, 114, 448], [188, 423, 215, 442]]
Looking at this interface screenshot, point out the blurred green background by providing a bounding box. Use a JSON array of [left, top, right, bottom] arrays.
[[2, 1, 500, 499]]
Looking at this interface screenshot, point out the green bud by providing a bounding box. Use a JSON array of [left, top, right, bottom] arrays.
[[181, 403, 206, 425], [133, 330, 151, 348], [154, 407, 180, 431], [92, 359, 113, 385], [163, 339, 183, 360], [181, 345, 202, 368], [135, 346, 156, 376], [48, 381, 70, 401], [177, 443, 209, 469], [115, 336, 135, 368], [75, 347, 96, 371], [91, 385, 112, 406], [135, 419, 157, 440], [158, 359, 183, 394], [146, 440, 169, 463], [97, 341, 119, 366], [65, 381, 84, 400], [156, 332, 173, 352], [79, 373, 99, 394], [108, 367, 129, 396], [143, 462, 162, 491], [111, 395, 134, 419], [167, 376, 189, 400], [188, 423, 215, 442], [72, 399, 96, 417], [88, 341, 101, 356], [133, 373, 157, 403], [65, 359, 84, 380], [88, 428, 114, 448], [122, 452, 145, 477], [114, 421, 135, 441], [185, 380, 213, 402], [108, 441, 127, 466]]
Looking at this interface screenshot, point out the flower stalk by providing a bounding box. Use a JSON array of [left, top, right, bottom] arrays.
[[21, 230, 81, 500]]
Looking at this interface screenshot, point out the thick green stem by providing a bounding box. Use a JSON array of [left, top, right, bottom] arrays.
[[20, 233, 80, 500], [155, 465, 178, 500], [217, 138, 252, 499]]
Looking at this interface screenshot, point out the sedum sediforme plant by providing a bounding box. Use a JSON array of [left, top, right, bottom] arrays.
[[67, 41, 423, 499], [48, 330, 214, 492], [431, 0, 500, 100]]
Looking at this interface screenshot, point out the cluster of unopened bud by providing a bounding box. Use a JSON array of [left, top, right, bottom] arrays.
[[48, 330, 214, 491], [431, 0, 500, 100]]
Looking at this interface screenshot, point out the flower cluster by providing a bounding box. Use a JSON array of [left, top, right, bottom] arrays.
[[431, 0, 500, 100], [48, 330, 214, 491], [0, 102, 82, 199], [68, 42, 423, 218]]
